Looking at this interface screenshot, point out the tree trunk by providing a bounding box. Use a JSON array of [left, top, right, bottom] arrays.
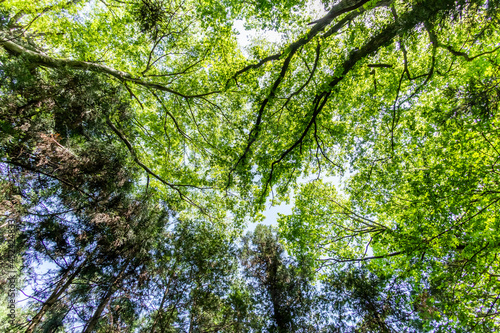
[[81, 260, 130, 333], [150, 277, 175, 333], [25, 254, 90, 333]]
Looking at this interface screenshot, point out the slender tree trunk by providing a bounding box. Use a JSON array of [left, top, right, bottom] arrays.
[[188, 302, 194, 333], [25, 254, 90, 333], [81, 260, 130, 333], [150, 278, 174, 333]]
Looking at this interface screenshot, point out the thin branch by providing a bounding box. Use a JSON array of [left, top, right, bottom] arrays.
[[441, 44, 500, 62], [105, 118, 209, 214], [319, 250, 404, 263]]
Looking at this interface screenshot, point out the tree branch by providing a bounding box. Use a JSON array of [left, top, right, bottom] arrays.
[[105, 118, 209, 214], [319, 251, 404, 263], [0, 33, 219, 99]]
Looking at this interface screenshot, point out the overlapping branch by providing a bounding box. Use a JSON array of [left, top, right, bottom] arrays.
[[228, 0, 393, 189], [253, 0, 467, 199]]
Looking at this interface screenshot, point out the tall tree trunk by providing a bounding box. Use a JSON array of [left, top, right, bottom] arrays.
[[81, 260, 130, 333], [25, 254, 91, 333], [150, 278, 174, 333], [268, 260, 289, 333]]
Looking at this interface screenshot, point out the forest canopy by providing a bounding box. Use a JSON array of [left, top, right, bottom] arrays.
[[1, 0, 500, 331]]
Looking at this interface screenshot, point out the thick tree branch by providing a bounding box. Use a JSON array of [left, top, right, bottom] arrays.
[[0, 33, 219, 99]]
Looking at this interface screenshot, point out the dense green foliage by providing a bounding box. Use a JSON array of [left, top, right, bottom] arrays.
[[1, 0, 500, 331]]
